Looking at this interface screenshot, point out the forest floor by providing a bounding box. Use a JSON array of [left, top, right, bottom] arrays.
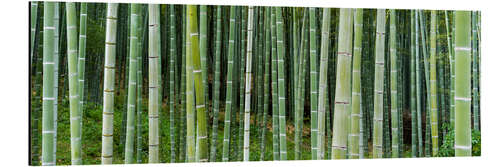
[[31, 95, 479, 165]]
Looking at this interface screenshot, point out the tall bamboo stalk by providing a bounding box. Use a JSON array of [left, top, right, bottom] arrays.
[[332, 8, 353, 159], [271, 7, 280, 161], [66, 2, 82, 164], [222, 6, 236, 162], [42, 2, 55, 166], [209, 6, 222, 162], [243, 6, 255, 161], [472, 11, 479, 131], [101, 3, 118, 164], [410, 10, 417, 158], [415, 11, 423, 157], [238, 6, 248, 162], [187, 5, 209, 162], [309, 7, 319, 160], [389, 9, 399, 158], [445, 11, 456, 129], [261, 7, 271, 161], [317, 8, 331, 160], [136, 4, 145, 163], [454, 11, 472, 157], [350, 8, 363, 159], [124, 4, 139, 163], [294, 9, 308, 160], [179, 6, 187, 162], [148, 4, 160, 163], [169, 4, 177, 163], [276, 7, 287, 160], [30, 2, 40, 163], [372, 9, 386, 159], [77, 2, 87, 147], [52, 3, 60, 163], [429, 10, 439, 156]]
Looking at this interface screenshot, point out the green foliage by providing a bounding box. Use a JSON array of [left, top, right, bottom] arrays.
[[438, 124, 481, 157]]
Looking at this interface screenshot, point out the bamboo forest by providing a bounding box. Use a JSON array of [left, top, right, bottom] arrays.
[[29, 1, 481, 166]]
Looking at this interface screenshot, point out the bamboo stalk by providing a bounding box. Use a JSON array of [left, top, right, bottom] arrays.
[[429, 10, 439, 156], [101, 3, 118, 164], [168, 4, 176, 163], [148, 4, 160, 163], [77, 5, 87, 158], [52, 3, 60, 163], [350, 8, 363, 159], [222, 7, 237, 162], [454, 11, 472, 157], [66, 2, 82, 164], [124, 4, 139, 163], [294, 9, 308, 160], [309, 7, 319, 160], [372, 9, 386, 159], [260, 7, 271, 161], [42, 2, 55, 166], [276, 7, 287, 160], [389, 9, 400, 158], [271, 7, 280, 161], [317, 8, 331, 160], [243, 6, 255, 161]]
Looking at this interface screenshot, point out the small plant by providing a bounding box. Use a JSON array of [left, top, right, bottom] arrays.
[[438, 123, 481, 157]]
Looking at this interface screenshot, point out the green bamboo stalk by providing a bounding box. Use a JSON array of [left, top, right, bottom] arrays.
[[187, 5, 209, 162], [179, 6, 187, 162], [257, 8, 265, 148], [148, 4, 160, 163], [222, 6, 236, 162], [317, 8, 331, 160], [30, 2, 40, 163], [136, 4, 145, 163], [169, 4, 177, 163], [271, 7, 280, 161], [429, 10, 439, 156], [415, 11, 423, 157], [389, 9, 399, 158], [200, 5, 209, 119], [358, 10, 366, 159], [261, 7, 271, 161], [372, 8, 386, 159], [209, 6, 222, 162], [238, 6, 248, 162], [454, 11, 472, 157], [332, 8, 353, 159], [418, 10, 431, 157], [77, 4, 87, 160], [52, 3, 60, 163], [243, 6, 255, 161], [276, 7, 287, 160], [294, 9, 308, 160], [350, 8, 363, 159], [101, 3, 118, 164], [472, 11, 479, 131], [42, 2, 55, 166], [410, 10, 417, 158], [124, 4, 139, 163], [447, 11, 456, 129], [309, 7, 319, 160], [66, 2, 82, 164], [185, 6, 196, 162]]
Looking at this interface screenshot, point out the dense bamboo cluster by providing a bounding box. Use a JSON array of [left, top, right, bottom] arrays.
[[30, 2, 481, 165]]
